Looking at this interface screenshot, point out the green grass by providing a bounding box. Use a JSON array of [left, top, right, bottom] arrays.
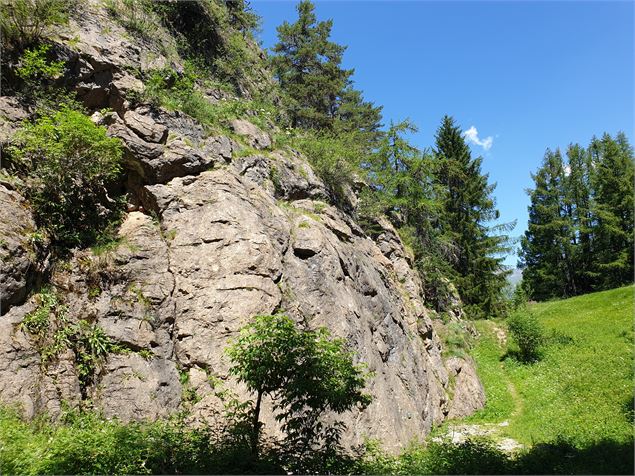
[[461, 285, 634, 473], [470, 286, 633, 443], [465, 324, 516, 423]]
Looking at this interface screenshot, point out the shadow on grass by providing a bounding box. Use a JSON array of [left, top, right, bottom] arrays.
[[358, 437, 635, 475], [500, 349, 542, 364], [515, 438, 635, 475]]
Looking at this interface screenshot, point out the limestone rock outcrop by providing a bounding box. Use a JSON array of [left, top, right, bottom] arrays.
[[0, 0, 485, 454]]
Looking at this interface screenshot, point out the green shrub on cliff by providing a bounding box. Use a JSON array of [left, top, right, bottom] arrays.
[[9, 107, 123, 247], [0, 0, 73, 47]]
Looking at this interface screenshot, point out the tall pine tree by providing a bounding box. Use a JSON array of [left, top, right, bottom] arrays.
[[520, 149, 576, 300], [270, 0, 352, 130], [270, 0, 381, 135], [588, 133, 634, 289], [433, 116, 512, 318]]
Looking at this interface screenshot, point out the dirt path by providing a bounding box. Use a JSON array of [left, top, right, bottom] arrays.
[[507, 379, 523, 419], [495, 322, 523, 420], [434, 323, 525, 453]]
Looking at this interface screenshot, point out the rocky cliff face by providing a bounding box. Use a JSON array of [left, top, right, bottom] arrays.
[[0, 1, 484, 453]]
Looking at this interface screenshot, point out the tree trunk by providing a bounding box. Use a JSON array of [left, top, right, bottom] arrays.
[[251, 389, 263, 458]]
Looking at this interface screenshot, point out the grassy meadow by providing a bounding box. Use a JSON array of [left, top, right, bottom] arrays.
[[462, 285, 634, 473]]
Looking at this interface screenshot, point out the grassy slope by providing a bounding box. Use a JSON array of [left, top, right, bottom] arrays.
[[468, 285, 634, 446]]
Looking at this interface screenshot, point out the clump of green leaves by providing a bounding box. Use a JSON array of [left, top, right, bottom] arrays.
[[0, 0, 73, 47], [68, 322, 113, 389], [227, 314, 371, 466], [507, 310, 544, 362], [12, 44, 79, 111], [42, 319, 119, 394], [15, 44, 64, 82], [9, 107, 123, 247], [20, 286, 65, 340]]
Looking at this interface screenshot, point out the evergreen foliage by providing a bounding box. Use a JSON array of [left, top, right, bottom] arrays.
[[520, 133, 634, 300], [359, 120, 454, 310], [357, 117, 512, 319], [270, 0, 381, 134], [588, 133, 634, 289], [433, 116, 513, 318], [270, 0, 352, 130]]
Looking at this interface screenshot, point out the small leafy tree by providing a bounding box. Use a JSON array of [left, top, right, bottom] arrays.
[[13, 44, 79, 110], [9, 107, 123, 247], [227, 314, 371, 462], [507, 310, 544, 362], [15, 44, 64, 82]]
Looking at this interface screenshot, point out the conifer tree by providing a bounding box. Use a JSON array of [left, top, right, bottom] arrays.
[[519, 149, 575, 300], [270, 0, 352, 129], [564, 143, 593, 292], [521, 133, 634, 300], [433, 116, 512, 318], [588, 133, 634, 289], [360, 120, 454, 311], [333, 86, 383, 145], [225, 0, 259, 33]]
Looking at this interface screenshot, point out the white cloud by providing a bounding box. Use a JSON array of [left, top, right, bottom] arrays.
[[564, 164, 571, 176], [463, 126, 493, 151]]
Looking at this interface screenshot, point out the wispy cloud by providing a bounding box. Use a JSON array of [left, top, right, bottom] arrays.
[[463, 126, 493, 151]]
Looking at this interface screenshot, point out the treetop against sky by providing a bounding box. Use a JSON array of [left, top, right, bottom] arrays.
[[252, 0, 634, 266]]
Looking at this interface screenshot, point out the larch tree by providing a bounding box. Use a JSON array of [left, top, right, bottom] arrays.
[[588, 133, 634, 289]]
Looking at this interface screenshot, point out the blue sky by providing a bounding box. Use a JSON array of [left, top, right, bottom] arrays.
[[250, 0, 634, 266]]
